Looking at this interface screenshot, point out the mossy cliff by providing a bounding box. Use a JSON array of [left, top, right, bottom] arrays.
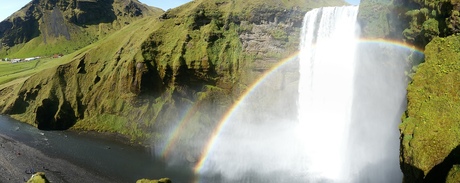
[[400, 35, 460, 183], [0, 0, 346, 143], [358, 0, 405, 38], [393, 0, 460, 48], [390, 0, 460, 182], [0, 0, 162, 58]]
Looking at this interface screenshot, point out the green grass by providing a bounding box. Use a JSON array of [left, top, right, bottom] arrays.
[[0, 14, 163, 89], [0, 61, 40, 77], [0, 48, 92, 89], [0, 0, 164, 59]]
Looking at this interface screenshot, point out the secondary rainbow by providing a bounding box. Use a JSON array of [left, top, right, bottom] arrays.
[[161, 100, 204, 158]]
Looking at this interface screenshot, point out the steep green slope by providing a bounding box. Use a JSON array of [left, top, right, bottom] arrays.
[[0, 0, 346, 143], [395, 0, 460, 182], [401, 35, 460, 183], [0, 16, 164, 137], [0, 0, 162, 58]]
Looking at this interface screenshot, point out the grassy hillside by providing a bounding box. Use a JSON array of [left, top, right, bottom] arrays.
[[394, 0, 460, 181], [0, 16, 164, 137], [0, 0, 347, 144], [0, 0, 163, 59]]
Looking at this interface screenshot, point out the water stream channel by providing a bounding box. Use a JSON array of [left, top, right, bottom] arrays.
[[0, 115, 195, 182]]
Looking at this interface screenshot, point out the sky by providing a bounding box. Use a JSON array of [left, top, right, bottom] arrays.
[[0, 0, 360, 21]]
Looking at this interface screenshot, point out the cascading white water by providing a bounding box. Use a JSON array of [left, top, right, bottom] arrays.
[[160, 4, 413, 183], [298, 6, 358, 181]]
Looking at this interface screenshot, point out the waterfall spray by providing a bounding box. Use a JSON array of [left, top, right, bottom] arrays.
[[179, 5, 416, 183]]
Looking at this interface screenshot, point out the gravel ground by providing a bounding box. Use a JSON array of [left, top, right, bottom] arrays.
[[0, 134, 118, 183]]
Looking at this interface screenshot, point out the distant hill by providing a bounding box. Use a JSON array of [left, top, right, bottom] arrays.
[[0, 0, 163, 58]]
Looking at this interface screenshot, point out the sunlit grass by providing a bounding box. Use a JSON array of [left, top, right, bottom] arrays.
[[0, 0, 337, 142], [401, 35, 460, 176]]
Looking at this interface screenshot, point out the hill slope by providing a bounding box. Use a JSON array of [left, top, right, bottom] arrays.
[[0, 0, 162, 58], [0, 0, 346, 144]]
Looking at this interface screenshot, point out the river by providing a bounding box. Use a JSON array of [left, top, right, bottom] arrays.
[[0, 115, 195, 182]]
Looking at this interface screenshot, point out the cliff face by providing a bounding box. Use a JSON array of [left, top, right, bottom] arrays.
[[357, 0, 406, 39], [387, 0, 460, 182], [0, 0, 347, 142], [0, 0, 162, 58], [393, 0, 460, 48], [401, 35, 460, 183]]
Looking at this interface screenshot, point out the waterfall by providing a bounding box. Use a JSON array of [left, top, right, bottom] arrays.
[[298, 5, 410, 182], [193, 4, 411, 183], [298, 6, 359, 181]]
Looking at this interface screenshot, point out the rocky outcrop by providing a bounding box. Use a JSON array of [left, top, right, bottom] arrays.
[[0, 3, 39, 48], [239, 9, 302, 71], [400, 35, 460, 183], [357, 0, 405, 39], [393, 0, 460, 48], [384, 0, 460, 182]]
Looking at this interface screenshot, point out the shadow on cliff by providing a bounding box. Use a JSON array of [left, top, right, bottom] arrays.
[[424, 145, 460, 182], [401, 145, 460, 183], [72, 0, 117, 26], [36, 99, 77, 131]]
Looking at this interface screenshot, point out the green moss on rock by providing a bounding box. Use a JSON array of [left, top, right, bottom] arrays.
[[137, 178, 171, 183], [400, 35, 460, 181], [27, 172, 50, 183], [393, 0, 460, 48]]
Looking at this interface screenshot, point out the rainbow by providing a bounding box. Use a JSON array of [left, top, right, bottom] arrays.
[[191, 38, 424, 177], [193, 50, 300, 173], [358, 38, 424, 54], [160, 100, 204, 159]]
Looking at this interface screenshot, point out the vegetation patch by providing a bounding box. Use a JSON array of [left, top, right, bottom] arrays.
[[400, 35, 460, 181], [0, 0, 346, 144]]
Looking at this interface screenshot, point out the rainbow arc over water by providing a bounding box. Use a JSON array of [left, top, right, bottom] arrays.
[[190, 38, 423, 176]]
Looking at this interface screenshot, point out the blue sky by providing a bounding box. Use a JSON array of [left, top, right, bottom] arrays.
[[1, 0, 360, 21], [346, 0, 360, 5]]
